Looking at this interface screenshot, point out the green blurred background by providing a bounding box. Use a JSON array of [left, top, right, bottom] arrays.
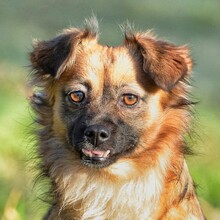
[[0, 0, 220, 219]]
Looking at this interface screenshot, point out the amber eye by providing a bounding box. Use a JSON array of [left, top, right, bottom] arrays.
[[122, 94, 139, 106], [68, 91, 85, 103]]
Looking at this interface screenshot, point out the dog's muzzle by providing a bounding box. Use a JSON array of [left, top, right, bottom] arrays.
[[80, 124, 112, 167]]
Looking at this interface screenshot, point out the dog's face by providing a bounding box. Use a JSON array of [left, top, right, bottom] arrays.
[[56, 45, 162, 168], [30, 25, 192, 169]]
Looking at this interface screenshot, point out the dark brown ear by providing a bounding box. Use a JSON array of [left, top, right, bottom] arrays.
[[125, 32, 193, 91], [30, 17, 99, 79], [30, 29, 83, 79]]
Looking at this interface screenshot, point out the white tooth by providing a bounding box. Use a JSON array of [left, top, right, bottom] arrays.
[[103, 150, 110, 158]]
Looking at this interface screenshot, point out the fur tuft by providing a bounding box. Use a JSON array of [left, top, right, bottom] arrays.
[[84, 15, 99, 38]]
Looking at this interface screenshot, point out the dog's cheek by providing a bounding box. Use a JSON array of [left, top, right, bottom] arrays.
[[69, 114, 88, 149], [122, 93, 163, 132], [52, 95, 69, 140], [145, 93, 163, 126], [52, 90, 79, 142], [125, 93, 164, 153], [112, 121, 140, 155]]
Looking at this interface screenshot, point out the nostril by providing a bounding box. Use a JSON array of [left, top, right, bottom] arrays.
[[85, 129, 95, 138], [100, 130, 109, 140], [84, 125, 110, 146]]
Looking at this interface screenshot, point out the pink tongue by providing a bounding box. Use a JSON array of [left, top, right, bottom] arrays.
[[82, 149, 104, 157], [91, 150, 104, 156]]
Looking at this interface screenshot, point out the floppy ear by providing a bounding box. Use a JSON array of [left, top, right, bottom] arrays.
[[30, 17, 99, 80], [30, 29, 83, 79], [125, 32, 193, 91]]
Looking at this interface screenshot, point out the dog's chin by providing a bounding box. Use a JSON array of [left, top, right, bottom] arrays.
[[81, 155, 115, 168], [80, 148, 115, 168]]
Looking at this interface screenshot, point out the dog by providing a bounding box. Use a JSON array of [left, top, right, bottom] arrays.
[[29, 18, 205, 219]]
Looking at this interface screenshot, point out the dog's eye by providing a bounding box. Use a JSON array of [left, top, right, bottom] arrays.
[[68, 91, 85, 103], [122, 94, 139, 106]]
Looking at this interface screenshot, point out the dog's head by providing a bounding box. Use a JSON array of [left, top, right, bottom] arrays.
[[30, 19, 192, 169]]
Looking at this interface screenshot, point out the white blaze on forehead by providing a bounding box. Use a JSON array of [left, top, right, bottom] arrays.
[[87, 52, 103, 69], [113, 52, 135, 73], [81, 51, 104, 91], [108, 50, 138, 84]]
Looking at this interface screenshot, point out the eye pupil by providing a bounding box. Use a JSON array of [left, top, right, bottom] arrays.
[[69, 91, 85, 103], [123, 94, 138, 106]]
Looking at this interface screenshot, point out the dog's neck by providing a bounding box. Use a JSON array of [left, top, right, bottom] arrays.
[[53, 152, 166, 219]]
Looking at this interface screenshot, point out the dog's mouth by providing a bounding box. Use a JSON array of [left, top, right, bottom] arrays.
[[81, 148, 112, 167], [82, 148, 111, 158]]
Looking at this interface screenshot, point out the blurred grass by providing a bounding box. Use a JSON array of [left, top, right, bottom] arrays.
[[0, 64, 46, 219], [187, 105, 220, 219], [192, 107, 220, 206], [0, 0, 220, 219]]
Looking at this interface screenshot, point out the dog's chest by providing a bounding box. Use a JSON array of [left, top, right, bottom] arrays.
[[60, 169, 163, 219]]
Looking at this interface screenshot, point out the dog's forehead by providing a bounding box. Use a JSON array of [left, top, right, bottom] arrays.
[[72, 44, 143, 88], [104, 47, 140, 82]]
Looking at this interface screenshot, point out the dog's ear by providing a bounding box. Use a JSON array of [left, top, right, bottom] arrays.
[[30, 18, 99, 79], [125, 32, 193, 91], [30, 29, 82, 79]]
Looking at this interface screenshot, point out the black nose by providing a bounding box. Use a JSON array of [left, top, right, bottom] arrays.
[[84, 125, 110, 146]]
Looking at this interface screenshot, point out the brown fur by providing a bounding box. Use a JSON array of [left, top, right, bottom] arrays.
[[30, 18, 205, 219]]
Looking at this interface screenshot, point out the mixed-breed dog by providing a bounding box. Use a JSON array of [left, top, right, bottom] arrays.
[[29, 18, 206, 219]]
